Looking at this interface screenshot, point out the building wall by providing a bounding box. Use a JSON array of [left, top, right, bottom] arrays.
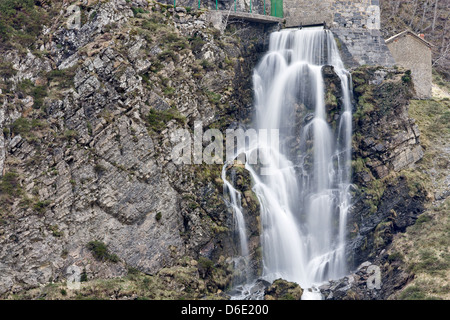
[[330, 0, 380, 29], [333, 28, 395, 68], [284, 0, 333, 27], [386, 35, 432, 99], [282, 0, 394, 68], [283, 0, 380, 28]]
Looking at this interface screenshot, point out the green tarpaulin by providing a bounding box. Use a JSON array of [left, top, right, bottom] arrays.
[[270, 0, 283, 18]]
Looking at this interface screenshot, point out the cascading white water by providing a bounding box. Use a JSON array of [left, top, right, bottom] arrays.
[[223, 27, 353, 298], [222, 164, 251, 283]]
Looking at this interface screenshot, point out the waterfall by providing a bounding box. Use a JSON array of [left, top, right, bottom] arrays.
[[222, 163, 251, 283], [224, 27, 353, 297]]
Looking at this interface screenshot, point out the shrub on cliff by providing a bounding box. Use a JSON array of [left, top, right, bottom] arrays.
[[87, 241, 119, 263], [0, 0, 52, 50]]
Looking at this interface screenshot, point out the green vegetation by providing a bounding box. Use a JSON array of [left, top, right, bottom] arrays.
[[9, 117, 46, 143], [48, 224, 63, 237], [33, 199, 51, 214], [147, 108, 186, 133], [399, 285, 427, 300], [13, 67, 77, 111], [401, 70, 412, 83], [0, 0, 53, 51], [197, 257, 214, 278], [387, 251, 404, 263], [408, 248, 450, 275], [46, 68, 76, 90], [432, 69, 450, 93], [414, 214, 432, 226], [17, 79, 47, 109], [155, 212, 162, 221], [200, 59, 214, 71], [188, 35, 205, 54], [409, 98, 450, 145], [0, 61, 17, 82], [351, 70, 376, 122], [131, 6, 149, 17], [0, 172, 22, 198], [206, 91, 222, 106], [86, 240, 119, 263], [5, 260, 231, 300], [157, 49, 178, 63], [63, 129, 78, 141], [388, 84, 450, 299], [80, 268, 88, 282]]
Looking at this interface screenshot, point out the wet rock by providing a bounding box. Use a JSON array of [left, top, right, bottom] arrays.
[[348, 66, 426, 271], [320, 262, 382, 300], [264, 279, 303, 300]]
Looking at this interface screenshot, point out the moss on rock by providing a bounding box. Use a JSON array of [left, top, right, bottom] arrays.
[[264, 279, 303, 300]]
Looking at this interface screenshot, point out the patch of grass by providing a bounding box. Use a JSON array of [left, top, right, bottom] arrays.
[[46, 68, 76, 89], [206, 91, 221, 106], [131, 6, 149, 17], [402, 70, 412, 83], [162, 86, 175, 97], [33, 199, 51, 214], [147, 108, 186, 133], [388, 251, 404, 263], [86, 240, 119, 263], [200, 59, 214, 71], [0, 61, 17, 80], [140, 72, 151, 87], [80, 268, 88, 282], [157, 49, 178, 62], [400, 169, 430, 198], [0, 172, 22, 198], [48, 225, 63, 237], [197, 257, 214, 278], [0, 0, 54, 51], [149, 58, 163, 73], [17, 79, 48, 109], [170, 39, 189, 51], [63, 129, 78, 141], [10, 117, 47, 143], [408, 249, 449, 275], [432, 69, 450, 93], [399, 285, 426, 300], [415, 214, 432, 226], [188, 202, 199, 210], [409, 99, 450, 146]]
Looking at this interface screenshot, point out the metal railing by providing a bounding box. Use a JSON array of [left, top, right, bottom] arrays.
[[171, 0, 283, 18]]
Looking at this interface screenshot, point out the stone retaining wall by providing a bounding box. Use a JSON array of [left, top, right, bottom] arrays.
[[333, 28, 395, 68], [283, 0, 393, 68]]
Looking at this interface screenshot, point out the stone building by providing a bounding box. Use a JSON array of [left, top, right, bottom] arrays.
[[283, 0, 395, 68], [385, 31, 433, 99]]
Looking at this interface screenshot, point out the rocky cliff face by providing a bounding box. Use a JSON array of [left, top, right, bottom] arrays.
[[317, 66, 431, 300], [0, 0, 436, 300], [0, 0, 270, 296], [348, 66, 426, 266]]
